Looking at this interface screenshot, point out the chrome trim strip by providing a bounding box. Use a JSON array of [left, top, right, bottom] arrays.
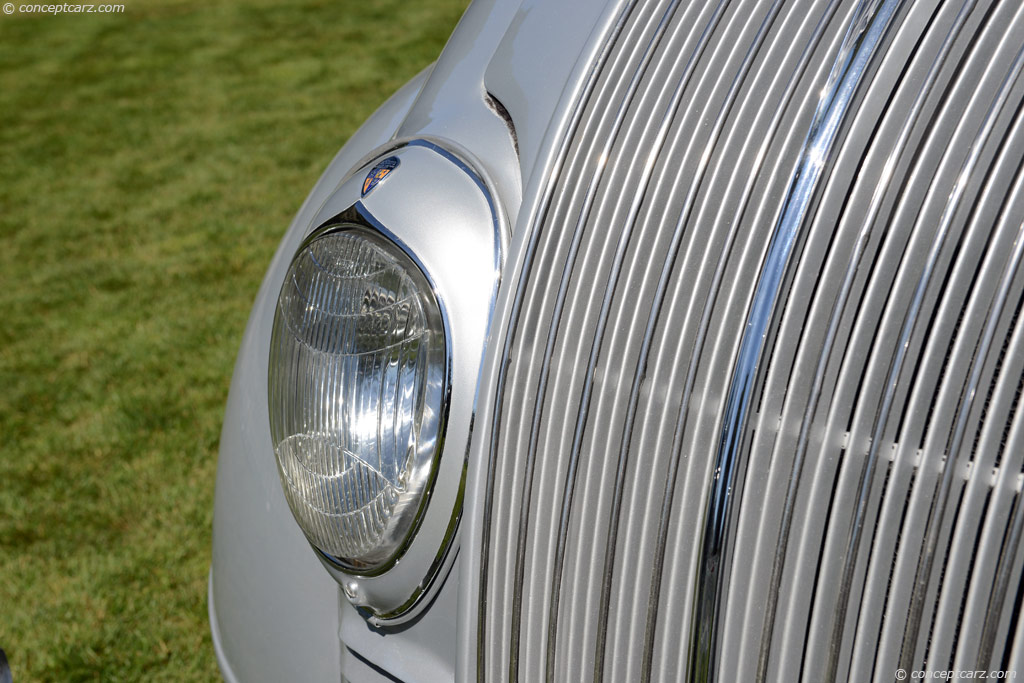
[[629, 0, 849, 679], [979, 352, 1024, 668], [974, 202, 1024, 670], [890, 38, 1024, 677], [533, 0, 792, 677], [975, 156, 1024, 664], [504, 0, 665, 666], [496, 0, 696, 679], [476, 2, 640, 678], [753, 1, 979, 678], [684, 1, 907, 681], [537, 0, 726, 672], [575, 0, 740, 676]]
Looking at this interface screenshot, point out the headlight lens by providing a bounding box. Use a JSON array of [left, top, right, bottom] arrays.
[[268, 224, 447, 572]]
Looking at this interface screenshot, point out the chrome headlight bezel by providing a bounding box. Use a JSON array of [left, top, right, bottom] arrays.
[[267, 138, 505, 624], [269, 217, 452, 576]]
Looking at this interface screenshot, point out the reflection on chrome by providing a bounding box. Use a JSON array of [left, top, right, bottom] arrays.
[[755, 0, 980, 679], [688, 0, 906, 681]]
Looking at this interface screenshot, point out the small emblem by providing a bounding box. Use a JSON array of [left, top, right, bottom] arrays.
[[362, 156, 400, 196]]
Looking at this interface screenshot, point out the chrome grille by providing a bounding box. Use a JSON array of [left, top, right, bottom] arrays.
[[469, 0, 1024, 681]]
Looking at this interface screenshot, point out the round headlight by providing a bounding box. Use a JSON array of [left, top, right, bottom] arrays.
[[268, 223, 447, 572]]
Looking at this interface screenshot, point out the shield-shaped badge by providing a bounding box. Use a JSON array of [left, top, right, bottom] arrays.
[[362, 156, 401, 197]]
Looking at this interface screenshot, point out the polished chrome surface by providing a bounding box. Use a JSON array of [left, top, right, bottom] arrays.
[[471, 0, 1024, 680], [755, 1, 980, 679], [506, 0, 700, 680], [295, 138, 505, 625], [474, 1, 641, 680], [688, 0, 906, 681], [883, 30, 1024, 682]]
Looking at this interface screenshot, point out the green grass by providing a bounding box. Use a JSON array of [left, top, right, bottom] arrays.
[[0, 1, 468, 679]]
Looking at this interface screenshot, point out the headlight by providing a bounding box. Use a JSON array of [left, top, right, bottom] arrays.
[[268, 223, 447, 572], [264, 138, 505, 623]]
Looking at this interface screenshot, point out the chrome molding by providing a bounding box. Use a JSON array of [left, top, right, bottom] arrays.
[[474, 0, 1024, 680], [475, 1, 641, 679], [293, 137, 505, 625], [875, 34, 1024, 680], [635, 0, 848, 679], [687, 0, 907, 681], [583, 0, 772, 678], [505, 0, 706, 680], [755, 1, 979, 679]]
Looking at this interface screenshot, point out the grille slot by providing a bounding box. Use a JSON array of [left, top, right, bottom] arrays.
[[469, 0, 1024, 681]]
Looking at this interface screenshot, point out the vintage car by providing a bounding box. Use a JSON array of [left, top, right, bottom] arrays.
[[208, 0, 1024, 680]]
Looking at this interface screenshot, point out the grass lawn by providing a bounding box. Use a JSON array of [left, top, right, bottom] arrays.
[[0, 0, 468, 679]]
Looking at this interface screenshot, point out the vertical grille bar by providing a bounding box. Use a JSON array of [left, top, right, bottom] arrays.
[[469, 0, 1024, 681]]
